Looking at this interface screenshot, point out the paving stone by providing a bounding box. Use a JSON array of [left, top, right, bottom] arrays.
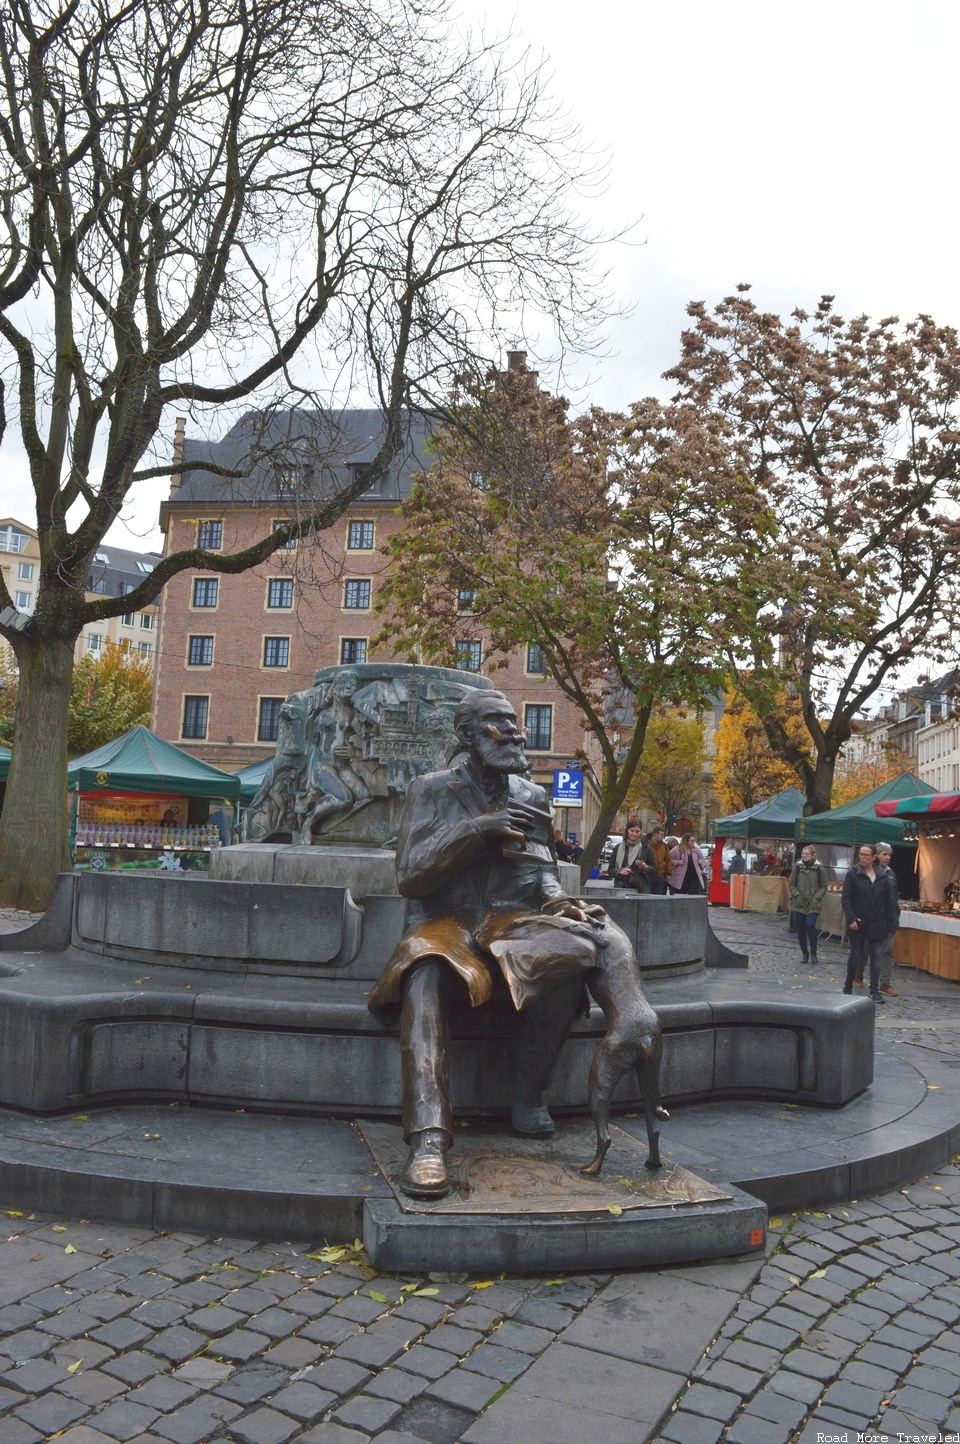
[[661, 1413, 727, 1444], [0, 1421, 44, 1443], [101, 1351, 165, 1385], [747, 1389, 807, 1428], [902, 1363, 959, 1396], [14, 1392, 90, 1433], [299, 1425, 370, 1443], [840, 1359, 901, 1392], [332, 1330, 406, 1369], [213, 1364, 289, 1404], [891, 1385, 957, 1421], [679, 1384, 740, 1422], [263, 1336, 320, 1370], [56, 1368, 129, 1405], [820, 1379, 886, 1417], [364, 1315, 424, 1349], [125, 1375, 200, 1411], [425, 1367, 503, 1411], [210, 1328, 270, 1362], [268, 1381, 337, 1421], [856, 1341, 916, 1373], [778, 1289, 829, 1321], [217, 1287, 276, 1314], [226, 1407, 299, 1444], [172, 1356, 234, 1385], [152, 1397, 244, 1443], [915, 1294, 960, 1324], [246, 1307, 301, 1339], [4, 1358, 78, 1393], [301, 1357, 373, 1397], [86, 1400, 161, 1440], [701, 1360, 765, 1397], [91, 1318, 154, 1350], [38, 1305, 99, 1339], [485, 1319, 554, 1355], [740, 1320, 799, 1351], [129, 1300, 189, 1329], [897, 1309, 946, 1338], [185, 1304, 247, 1335], [2, 1328, 66, 1360], [145, 1325, 204, 1362], [393, 1395, 477, 1442], [512, 1297, 573, 1331], [461, 1339, 532, 1382], [333, 1394, 402, 1432], [330, 1295, 385, 1325], [781, 1347, 841, 1383], [726, 1415, 793, 1444], [419, 1324, 483, 1357], [392, 1297, 449, 1328], [364, 1367, 428, 1405], [873, 1322, 933, 1352], [394, 1343, 458, 1380], [299, 1315, 360, 1347]]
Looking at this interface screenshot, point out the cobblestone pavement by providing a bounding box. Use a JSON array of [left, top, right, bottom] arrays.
[[0, 907, 958, 1443], [0, 908, 41, 935]]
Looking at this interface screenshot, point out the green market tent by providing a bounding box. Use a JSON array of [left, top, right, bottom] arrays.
[[233, 757, 271, 808], [795, 772, 936, 848], [0, 745, 10, 784], [710, 786, 806, 842], [67, 725, 241, 801]]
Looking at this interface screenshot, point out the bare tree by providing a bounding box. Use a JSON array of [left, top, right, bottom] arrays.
[[0, 0, 609, 907]]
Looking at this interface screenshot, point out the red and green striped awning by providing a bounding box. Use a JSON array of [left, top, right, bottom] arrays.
[[875, 792, 960, 820]]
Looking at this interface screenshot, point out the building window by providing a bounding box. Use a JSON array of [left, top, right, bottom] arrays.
[[197, 520, 222, 550], [88, 575, 107, 594], [188, 635, 214, 666], [182, 695, 209, 739], [348, 520, 375, 550], [526, 644, 545, 675], [17, 561, 33, 581], [524, 703, 552, 752], [0, 525, 28, 553], [267, 578, 294, 609], [138, 641, 152, 658], [140, 613, 154, 630], [121, 612, 135, 627], [263, 636, 290, 668], [258, 697, 283, 742], [86, 633, 103, 653], [192, 577, 219, 608], [344, 579, 371, 609], [136, 560, 155, 573], [456, 587, 477, 613], [456, 640, 482, 671], [15, 590, 31, 611], [273, 520, 297, 550], [341, 638, 367, 664]]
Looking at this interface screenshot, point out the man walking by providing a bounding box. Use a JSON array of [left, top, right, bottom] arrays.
[[853, 842, 900, 994]]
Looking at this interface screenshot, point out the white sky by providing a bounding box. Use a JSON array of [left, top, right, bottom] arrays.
[[4, 0, 959, 578]]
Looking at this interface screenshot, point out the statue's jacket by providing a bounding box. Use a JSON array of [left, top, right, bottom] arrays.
[[367, 760, 602, 1020]]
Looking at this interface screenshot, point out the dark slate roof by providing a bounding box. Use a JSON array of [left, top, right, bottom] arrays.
[[173, 408, 437, 506], [86, 543, 163, 600]]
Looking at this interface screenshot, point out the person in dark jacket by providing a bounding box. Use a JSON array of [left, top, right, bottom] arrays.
[[853, 842, 901, 994], [841, 844, 899, 1003]]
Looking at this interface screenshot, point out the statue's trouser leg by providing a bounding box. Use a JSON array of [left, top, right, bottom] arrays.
[[400, 958, 453, 1143], [513, 975, 584, 1108]]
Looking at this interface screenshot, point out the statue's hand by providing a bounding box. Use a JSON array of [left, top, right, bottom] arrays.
[[475, 808, 528, 846], [542, 896, 606, 925]]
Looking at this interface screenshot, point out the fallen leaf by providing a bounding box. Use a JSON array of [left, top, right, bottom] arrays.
[[64, 1244, 77, 1255], [469, 1281, 494, 1290], [769, 1218, 783, 1227], [52, 1225, 67, 1234], [66, 1360, 82, 1375], [606, 1204, 623, 1216], [368, 1291, 388, 1304], [5, 1210, 24, 1219], [543, 1279, 565, 1286], [788, 1276, 801, 1286], [811, 1268, 827, 1278], [70, 1115, 91, 1123], [413, 1287, 440, 1297]]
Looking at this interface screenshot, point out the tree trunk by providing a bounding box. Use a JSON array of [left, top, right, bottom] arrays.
[[0, 637, 73, 910], [576, 701, 653, 884], [803, 752, 837, 818]]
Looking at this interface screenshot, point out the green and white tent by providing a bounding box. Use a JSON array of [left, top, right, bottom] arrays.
[[710, 786, 806, 842]]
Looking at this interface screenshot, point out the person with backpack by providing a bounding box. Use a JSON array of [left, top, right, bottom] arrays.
[[789, 845, 827, 964]]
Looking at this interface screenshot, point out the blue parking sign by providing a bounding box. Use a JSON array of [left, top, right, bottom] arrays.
[[553, 768, 584, 806]]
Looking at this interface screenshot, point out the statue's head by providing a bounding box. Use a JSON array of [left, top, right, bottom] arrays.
[[454, 690, 528, 775]]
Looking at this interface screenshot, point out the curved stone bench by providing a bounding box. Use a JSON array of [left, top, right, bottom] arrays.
[[0, 872, 873, 1119]]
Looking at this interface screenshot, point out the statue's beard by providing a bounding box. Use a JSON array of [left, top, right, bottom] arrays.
[[475, 733, 528, 774]]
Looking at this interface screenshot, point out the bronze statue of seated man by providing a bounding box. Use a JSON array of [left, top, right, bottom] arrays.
[[368, 688, 665, 1199]]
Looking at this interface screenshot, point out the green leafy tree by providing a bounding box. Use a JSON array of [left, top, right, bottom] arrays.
[[668, 288, 960, 815], [624, 708, 707, 828], [376, 368, 773, 876], [0, 0, 608, 907], [0, 643, 152, 755]]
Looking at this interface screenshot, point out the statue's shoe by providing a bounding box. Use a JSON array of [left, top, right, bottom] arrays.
[[399, 1129, 451, 1199], [511, 1103, 556, 1137]]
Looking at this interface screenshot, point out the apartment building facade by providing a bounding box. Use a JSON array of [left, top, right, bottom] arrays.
[[1, 518, 160, 667], [151, 408, 593, 826]]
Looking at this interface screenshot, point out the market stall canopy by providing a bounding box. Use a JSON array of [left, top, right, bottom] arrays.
[[710, 787, 806, 841], [0, 745, 10, 783], [797, 772, 936, 847], [875, 791, 960, 821], [233, 757, 271, 808], [68, 726, 241, 801]]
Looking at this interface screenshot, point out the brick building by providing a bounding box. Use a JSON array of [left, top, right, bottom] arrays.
[[152, 408, 594, 829]]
